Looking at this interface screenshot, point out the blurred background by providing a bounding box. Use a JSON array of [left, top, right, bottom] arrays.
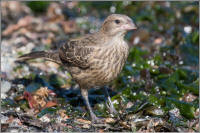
[[1, 1, 199, 132]]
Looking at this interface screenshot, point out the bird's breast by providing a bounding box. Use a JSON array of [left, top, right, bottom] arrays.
[[89, 42, 129, 85]]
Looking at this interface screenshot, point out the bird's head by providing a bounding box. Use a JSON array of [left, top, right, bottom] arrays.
[[100, 14, 137, 38]]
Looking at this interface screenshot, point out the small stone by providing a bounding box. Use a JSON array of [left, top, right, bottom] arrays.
[[39, 115, 50, 123], [126, 101, 134, 108], [133, 36, 140, 44], [184, 26, 192, 34], [16, 107, 21, 112], [10, 129, 19, 133], [0, 114, 9, 123], [82, 124, 90, 129], [1, 80, 12, 93], [110, 6, 116, 13], [1, 93, 7, 99]]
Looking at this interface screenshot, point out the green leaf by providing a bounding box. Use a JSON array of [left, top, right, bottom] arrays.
[[26, 1, 49, 13], [192, 31, 199, 45], [167, 98, 195, 119], [37, 107, 57, 118], [49, 74, 66, 88], [176, 81, 199, 95]]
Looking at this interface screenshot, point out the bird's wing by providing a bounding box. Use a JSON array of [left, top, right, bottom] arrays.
[[59, 35, 98, 69]]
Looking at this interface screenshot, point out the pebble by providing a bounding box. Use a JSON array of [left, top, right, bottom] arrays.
[[10, 129, 19, 133], [82, 124, 90, 129], [1, 93, 7, 99], [16, 107, 21, 112], [184, 26, 192, 34], [1, 80, 11, 94], [0, 114, 9, 123], [39, 115, 51, 123]]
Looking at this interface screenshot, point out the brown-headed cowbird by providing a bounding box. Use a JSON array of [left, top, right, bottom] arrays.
[[18, 14, 137, 123]]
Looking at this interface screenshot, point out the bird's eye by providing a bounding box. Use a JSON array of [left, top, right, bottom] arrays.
[[115, 19, 120, 24]]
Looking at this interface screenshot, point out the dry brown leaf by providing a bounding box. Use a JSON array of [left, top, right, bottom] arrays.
[[1, 1, 31, 21], [3, 16, 33, 36], [76, 118, 91, 124], [47, 3, 65, 22], [183, 93, 197, 102], [42, 38, 52, 45], [61, 20, 78, 33], [105, 117, 116, 123], [14, 95, 25, 101], [22, 87, 57, 111], [24, 91, 37, 109], [41, 32, 55, 45], [6, 115, 14, 123], [66, 125, 73, 129], [154, 38, 163, 45], [30, 62, 50, 72], [58, 109, 69, 120], [120, 121, 131, 129], [32, 87, 57, 110], [46, 62, 60, 69], [33, 95, 46, 109], [33, 87, 49, 97], [42, 101, 57, 109], [98, 129, 105, 132]]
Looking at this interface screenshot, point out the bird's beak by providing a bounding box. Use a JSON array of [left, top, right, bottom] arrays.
[[127, 22, 137, 30], [123, 21, 137, 30], [129, 22, 137, 30]]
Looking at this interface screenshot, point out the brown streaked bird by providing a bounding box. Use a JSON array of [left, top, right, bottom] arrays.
[[18, 14, 137, 123]]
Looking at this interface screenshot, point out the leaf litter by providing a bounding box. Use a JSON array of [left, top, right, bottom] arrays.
[[1, 1, 199, 132]]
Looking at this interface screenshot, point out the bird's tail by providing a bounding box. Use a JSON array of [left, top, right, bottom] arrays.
[[17, 51, 62, 64]]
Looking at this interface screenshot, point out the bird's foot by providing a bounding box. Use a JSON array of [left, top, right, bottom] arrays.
[[91, 113, 105, 124], [106, 103, 121, 121], [109, 105, 118, 115], [106, 102, 118, 115]]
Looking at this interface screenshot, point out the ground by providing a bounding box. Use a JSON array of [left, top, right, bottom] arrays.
[[1, 1, 199, 132]]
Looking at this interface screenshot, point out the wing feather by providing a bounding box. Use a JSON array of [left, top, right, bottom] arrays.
[[59, 36, 96, 69]]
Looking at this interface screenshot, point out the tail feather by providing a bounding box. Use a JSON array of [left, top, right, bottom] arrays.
[[17, 51, 62, 64]]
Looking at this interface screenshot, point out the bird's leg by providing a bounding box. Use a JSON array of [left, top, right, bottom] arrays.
[[104, 87, 118, 115], [81, 89, 102, 123]]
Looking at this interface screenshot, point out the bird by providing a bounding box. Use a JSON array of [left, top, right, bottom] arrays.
[[17, 14, 137, 123]]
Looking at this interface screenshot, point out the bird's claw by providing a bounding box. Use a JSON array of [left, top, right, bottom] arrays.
[[109, 106, 118, 115], [91, 115, 105, 124], [106, 101, 118, 115]]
